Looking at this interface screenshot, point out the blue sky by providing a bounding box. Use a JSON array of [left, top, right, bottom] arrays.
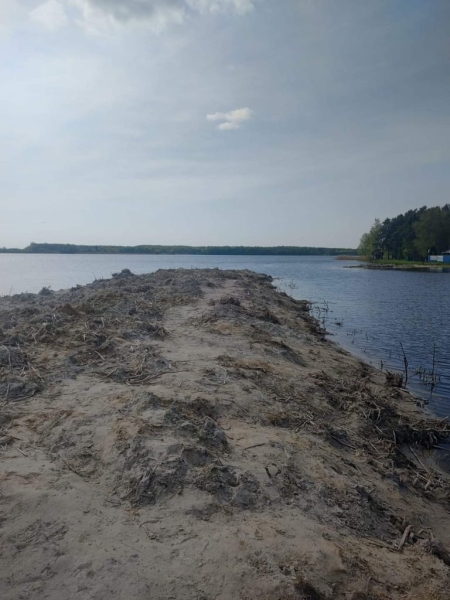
[[1, 0, 449, 247]]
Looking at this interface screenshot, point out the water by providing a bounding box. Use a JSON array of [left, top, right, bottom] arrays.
[[1, 253, 449, 415]]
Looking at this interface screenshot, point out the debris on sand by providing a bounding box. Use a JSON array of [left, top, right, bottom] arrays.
[[0, 268, 449, 600]]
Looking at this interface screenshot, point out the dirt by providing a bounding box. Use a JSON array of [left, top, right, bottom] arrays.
[[1, 268, 450, 600]]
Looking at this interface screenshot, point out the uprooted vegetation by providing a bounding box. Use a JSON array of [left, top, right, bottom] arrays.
[[1, 268, 450, 600]]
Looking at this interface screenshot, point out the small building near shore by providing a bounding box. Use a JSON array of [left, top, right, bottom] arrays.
[[428, 250, 450, 263]]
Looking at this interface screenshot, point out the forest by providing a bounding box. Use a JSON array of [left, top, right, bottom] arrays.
[[0, 243, 357, 256], [358, 205, 450, 260]]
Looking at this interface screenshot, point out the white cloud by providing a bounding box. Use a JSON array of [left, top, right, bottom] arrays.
[[25, 0, 255, 33], [187, 0, 254, 15], [69, 0, 186, 34], [218, 121, 239, 130], [29, 0, 68, 31], [207, 107, 252, 130]]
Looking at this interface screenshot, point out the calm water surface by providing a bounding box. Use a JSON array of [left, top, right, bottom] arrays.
[[1, 254, 449, 416]]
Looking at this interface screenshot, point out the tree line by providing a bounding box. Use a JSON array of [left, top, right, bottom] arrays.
[[358, 205, 450, 260], [0, 243, 358, 256]]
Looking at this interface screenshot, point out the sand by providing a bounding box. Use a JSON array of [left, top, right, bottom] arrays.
[[0, 268, 450, 600]]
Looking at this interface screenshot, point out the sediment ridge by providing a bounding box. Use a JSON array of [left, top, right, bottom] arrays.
[[1, 268, 449, 599]]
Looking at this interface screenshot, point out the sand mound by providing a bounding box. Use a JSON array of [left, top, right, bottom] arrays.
[[1, 269, 450, 599]]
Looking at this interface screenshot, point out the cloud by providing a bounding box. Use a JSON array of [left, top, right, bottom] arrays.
[[25, 0, 255, 32], [207, 107, 252, 130], [72, 0, 183, 25], [218, 121, 239, 130], [187, 0, 254, 15], [29, 0, 68, 31]]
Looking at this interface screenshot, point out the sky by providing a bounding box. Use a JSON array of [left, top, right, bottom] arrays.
[[1, 0, 449, 248]]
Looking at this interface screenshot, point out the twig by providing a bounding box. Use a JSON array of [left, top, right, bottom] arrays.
[[228, 398, 250, 415], [409, 445, 430, 474], [398, 525, 413, 550], [59, 451, 84, 476], [6, 393, 37, 402], [130, 369, 189, 384], [399, 341, 408, 386], [103, 367, 119, 378], [243, 442, 268, 451], [139, 520, 159, 528], [29, 364, 44, 382], [366, 539, 393, 550], [329, 434, 357, 450]]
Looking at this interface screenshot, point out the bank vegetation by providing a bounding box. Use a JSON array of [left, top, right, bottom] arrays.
[[358, 204, 450, 261]]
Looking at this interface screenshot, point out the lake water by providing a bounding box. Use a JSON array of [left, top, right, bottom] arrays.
[[1, 254, 449, 416]]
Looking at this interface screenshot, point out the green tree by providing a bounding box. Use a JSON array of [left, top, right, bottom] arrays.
[[358, 219, 382, 258], [414, 206, 450, 257], [358, 233, 371, 256], [358, 206, 433, 261]]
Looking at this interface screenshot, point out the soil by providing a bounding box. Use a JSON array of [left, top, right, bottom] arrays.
[[1, 268, 450, 600]]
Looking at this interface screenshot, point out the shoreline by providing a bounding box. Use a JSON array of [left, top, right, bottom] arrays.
[[1, 268, 450, 599], [346, 262, 450, 271]]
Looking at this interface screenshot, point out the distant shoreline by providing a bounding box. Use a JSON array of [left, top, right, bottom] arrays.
[[0, 243, 358, 257], [347, 262, 450, 271]]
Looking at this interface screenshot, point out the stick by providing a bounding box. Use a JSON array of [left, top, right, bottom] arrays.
[[59, 451, 84, 476], [398, 525, 413, 550], [366, 539, 393, 550], [103, 367, 119, 378], [29, 364, 44, 381], [228, 398, 251, 415], [6, 393, 37, 402], [399, 342, 408, 386], [130, 369, 189, 384], [329, 434, 356, 450], [409, 445, 430, 474], [243, 443, 268, 451]]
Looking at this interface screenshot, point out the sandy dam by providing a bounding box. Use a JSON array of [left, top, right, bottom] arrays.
[[1, 268, 450, 600]]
